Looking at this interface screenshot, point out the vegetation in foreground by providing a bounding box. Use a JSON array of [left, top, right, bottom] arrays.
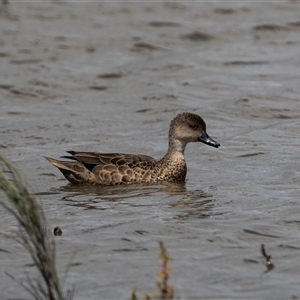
[[0, 154, 71, 300], [131, 241, 174, 300]]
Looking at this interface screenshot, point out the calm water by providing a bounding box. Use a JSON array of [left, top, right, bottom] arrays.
[[1, 2, 300, 299]]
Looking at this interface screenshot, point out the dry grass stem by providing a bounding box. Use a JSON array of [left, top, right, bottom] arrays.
[[132, 241, 173, 300], [130, 287, 138, 300]]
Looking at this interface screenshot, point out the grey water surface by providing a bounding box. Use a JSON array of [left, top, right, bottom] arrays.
[[1, 2, 300, 299]]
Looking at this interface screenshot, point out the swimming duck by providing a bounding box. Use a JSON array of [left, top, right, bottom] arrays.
[[45, 112, 220, 185]]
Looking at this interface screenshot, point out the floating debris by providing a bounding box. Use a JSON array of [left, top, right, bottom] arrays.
[[261, 244, 275, 272], [54, 226, 62, 236]]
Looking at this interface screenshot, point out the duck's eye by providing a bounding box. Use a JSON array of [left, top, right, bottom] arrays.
[[189, 124, 197, 129]]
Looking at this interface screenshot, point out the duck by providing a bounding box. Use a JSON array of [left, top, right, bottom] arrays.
[[45, 112, 220, 185]]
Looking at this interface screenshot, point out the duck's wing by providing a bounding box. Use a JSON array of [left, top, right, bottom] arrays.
[[63, 151, 158, 184]]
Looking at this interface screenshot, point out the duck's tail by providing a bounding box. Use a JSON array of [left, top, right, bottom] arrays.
[[44, 157, 95, 184]]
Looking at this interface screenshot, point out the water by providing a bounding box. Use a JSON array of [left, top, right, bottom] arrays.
[[1, 1, 300, 299]]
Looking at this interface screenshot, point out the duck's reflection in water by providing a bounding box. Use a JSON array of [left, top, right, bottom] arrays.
[[56, 182, 218, 220]]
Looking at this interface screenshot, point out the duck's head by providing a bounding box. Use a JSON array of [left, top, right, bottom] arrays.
[[169, 112, 220, 152]]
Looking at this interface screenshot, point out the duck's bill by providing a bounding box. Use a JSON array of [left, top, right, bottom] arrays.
[[198, 132, 220, 148]]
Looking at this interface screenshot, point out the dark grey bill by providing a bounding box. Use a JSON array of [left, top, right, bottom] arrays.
[[198, 132, 220, 148]]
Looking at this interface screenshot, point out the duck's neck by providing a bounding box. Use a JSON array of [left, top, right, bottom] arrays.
[[168, 139, 187, 155], [159, 139, 187, 164], [158, 140, 187, 183]]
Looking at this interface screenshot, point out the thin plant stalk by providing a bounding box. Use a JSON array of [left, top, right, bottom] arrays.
[[132, 241, 174, 300]]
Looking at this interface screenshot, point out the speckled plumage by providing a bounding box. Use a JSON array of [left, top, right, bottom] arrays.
[[45, 112, 220, 185]]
